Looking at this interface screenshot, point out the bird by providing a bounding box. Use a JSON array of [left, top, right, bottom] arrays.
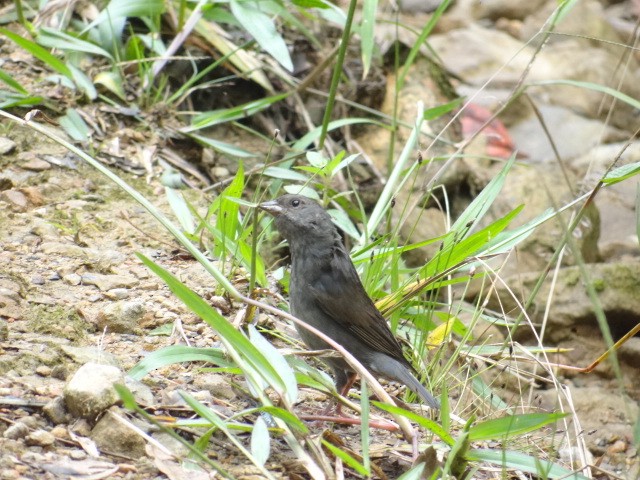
[[259, 194, 439, 410]]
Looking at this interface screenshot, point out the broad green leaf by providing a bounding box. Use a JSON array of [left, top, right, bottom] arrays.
[[421, 205, 523, 278], [181, 392, 275, 478], [306, 151, 326, 168], [373, 402, 455, 445], [216, 165, 245, 243], [423, 98, 464, 120], [452, 154, 515, 233], [165, 187, 196, 234], [291, 0, 330, 8], [328, 208, 360, 240], [248, 325, 298, 405], [84, 0, 165, 31], [135, 255, 286, 397], [59, 108, 91, 142], [250, 416, 270, 466], [283, 184, 319, 199], [0, 94, 44, 109], [259, 405, 309, 435], [331, 153, 359, 177], [94, 70, 125, 100], [190, 133, 257, 158], [603, 161, 640, 186], [68, 64, 98, 100], [263, 166, 309, 182], [229, 0, 293, 72], [114, 384, 138, 409], [397, 463, 426, 480]]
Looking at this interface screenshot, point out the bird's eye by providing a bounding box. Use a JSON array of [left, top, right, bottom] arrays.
[[291, 199, 300, 207]]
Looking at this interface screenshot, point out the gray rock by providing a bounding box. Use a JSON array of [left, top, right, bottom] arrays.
[[26, 429, 56, 447], [63, 273, 82, 286], [59, 345, 120, 367], [90, 409, 147, 458], [63, 363, 124, 419], [509, 105, 620, 164], [21, 159, 52, 172], [0, 137, 17, 155], [40, 242, 86, 258], [95, 301, 145, 334], [81, 273, 139, 292], [3, 422, 29, 440], [43, 396, 72, 425], [488, 261, 640, 351], [193, 373, 236, 400], [1, 190, 28, 211], [539, 384, 639, 454], [124, 376, 155, 406], [429, 24, 545, 85]]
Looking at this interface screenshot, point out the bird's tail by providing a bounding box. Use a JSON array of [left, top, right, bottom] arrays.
[[373, 355, 440, 409], [405, 372, 440, 410]]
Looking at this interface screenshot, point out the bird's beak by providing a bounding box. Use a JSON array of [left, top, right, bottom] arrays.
[[259, 200, 283, 216]]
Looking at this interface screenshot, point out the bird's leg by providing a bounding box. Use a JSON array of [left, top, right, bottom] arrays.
[[300, 371, 398, 431], [335, 371, 358, 416]]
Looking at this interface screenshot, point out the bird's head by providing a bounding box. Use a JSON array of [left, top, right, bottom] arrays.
[[259, 194, 336, 245]]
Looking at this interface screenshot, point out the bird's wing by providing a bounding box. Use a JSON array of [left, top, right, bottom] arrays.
[[307, 247, 411, 367]]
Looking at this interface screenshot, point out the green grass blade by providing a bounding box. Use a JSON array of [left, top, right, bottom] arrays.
[[532, 79, 640, 110], [468, 413, 568, 441], [372, 402, 454, 446], [189, 133, 257, 157], [0, 27, 72, 77], [359, 0, 377, 79], [0, 68, 28, 94], [37, 27, 114, 60], [128, 345, 231, 380], [184, 93, 289, 132], [466, 448, 590, 480], [321, 439, 369, 476]]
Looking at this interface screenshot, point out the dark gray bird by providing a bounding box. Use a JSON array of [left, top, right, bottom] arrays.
[[260, 194, 439, 409]]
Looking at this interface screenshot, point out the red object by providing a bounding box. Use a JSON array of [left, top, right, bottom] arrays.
[[461, 103, 521, 159]]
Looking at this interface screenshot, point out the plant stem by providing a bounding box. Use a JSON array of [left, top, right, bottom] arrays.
[[317, 0, 357, 150]]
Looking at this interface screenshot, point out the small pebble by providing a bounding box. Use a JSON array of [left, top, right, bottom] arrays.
[[21, 159, 51, 171], [35, 366, 52, 377], [26, 429, 56, 447], [0, 137, 17, 155], [63, 274, 81, 286], [3, 423, 29, 440]]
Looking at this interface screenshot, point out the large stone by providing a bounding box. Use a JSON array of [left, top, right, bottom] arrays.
[[90, 408, 147, 458], [64, 363, 124, 419], [485, 261, 640, 367]]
